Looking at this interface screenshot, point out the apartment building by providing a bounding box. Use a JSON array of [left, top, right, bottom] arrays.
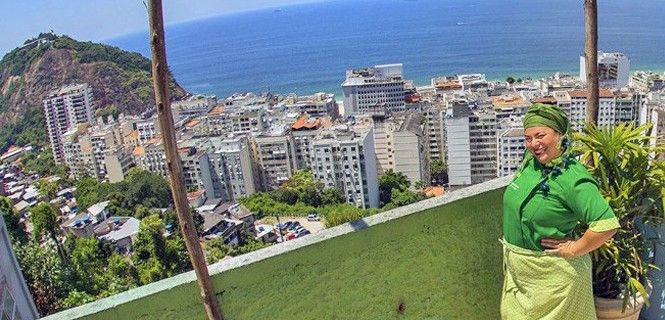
[[208, 136, 258, 201], [342, 64, 406, 116], [491, 93, 530, 121], [567, 89, 616, 131], [580, 51, 630, 89], [253, 126, 298, 191], [392, 112, 429, 186], [497, 124, 525, 178], [310, 126, 379, 209], [43, 83, 94, 164], [179, 147, 217, 196], [284, 93, 339, 119]]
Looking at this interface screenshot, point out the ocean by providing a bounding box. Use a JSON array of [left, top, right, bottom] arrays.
[[105, 0, 665, 98]]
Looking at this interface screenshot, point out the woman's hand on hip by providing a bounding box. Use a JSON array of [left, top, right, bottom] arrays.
[[541, 237, 580, 258]]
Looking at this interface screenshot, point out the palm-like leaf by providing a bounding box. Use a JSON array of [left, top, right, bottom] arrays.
[[574, 122, 665, 309]]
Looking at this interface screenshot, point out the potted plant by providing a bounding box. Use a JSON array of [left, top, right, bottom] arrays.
[[574, 122, 665, 320]]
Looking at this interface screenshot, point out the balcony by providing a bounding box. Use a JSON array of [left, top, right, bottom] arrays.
[[43, 177, 511, 319]]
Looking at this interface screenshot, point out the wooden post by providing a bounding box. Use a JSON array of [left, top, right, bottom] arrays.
[[147, 1, 223, 319], [584, 0, 599, 125]]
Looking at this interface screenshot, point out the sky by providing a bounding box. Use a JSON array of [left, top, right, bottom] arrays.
[[0, 0, 325, 55]]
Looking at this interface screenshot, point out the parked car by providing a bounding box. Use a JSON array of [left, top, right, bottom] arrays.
[[307, 214, 320, 221], [294, 226, 306, 234], [288, 221, 301, 231], [297, 229, 311, 237], [286, 232, 297, 241]]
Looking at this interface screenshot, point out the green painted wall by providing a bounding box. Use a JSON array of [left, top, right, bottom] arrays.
[[82, 188, 505, 319]]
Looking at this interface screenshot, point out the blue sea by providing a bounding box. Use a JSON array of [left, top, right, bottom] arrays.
[[106, 0, 665, 98]]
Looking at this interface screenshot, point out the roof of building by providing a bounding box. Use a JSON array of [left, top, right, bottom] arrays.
[[13, 200, 30, 212], [187, 189, 206, 203], [201, 212, 226, 233], [98, 217, 140, 242], [132, 146, 145, 156], [568, 89, 614, 98], [292, 114, 321, 131], [87, 200, 110, 216], [208, 105, 225, 116], [530, 96, 557, 104], [491, 94, 529, 108], [0, 145, 24, 160], [184, 119, 201, 128], [128, 130, 140, 139], [422, 186, 445, 197], [61, 212, 95, 229]]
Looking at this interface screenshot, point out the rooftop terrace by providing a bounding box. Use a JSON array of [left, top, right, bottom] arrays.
[[45, 177, 511, 319]]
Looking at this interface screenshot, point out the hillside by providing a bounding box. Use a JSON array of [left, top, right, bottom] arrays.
[[0, 32, 188, 151]]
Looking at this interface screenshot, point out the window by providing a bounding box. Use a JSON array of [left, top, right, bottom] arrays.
[[2, 289, 16, 320]]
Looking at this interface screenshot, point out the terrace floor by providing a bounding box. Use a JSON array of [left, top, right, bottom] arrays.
[[44, 178, 510, 320]]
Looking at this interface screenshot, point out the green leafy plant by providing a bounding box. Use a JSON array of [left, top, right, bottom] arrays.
[[574, 122, 665, 309]]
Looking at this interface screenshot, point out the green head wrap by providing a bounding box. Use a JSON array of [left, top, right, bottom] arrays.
[[523, 103, 570, 135], [516, 103, 575, 193]]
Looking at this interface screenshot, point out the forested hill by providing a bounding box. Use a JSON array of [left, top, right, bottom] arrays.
[[0, 32, 187, 151]]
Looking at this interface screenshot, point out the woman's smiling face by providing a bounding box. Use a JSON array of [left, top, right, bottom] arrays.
[[524, 126, 561, 165]]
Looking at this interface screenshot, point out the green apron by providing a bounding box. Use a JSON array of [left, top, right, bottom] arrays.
[[501, 158, 619, 319]]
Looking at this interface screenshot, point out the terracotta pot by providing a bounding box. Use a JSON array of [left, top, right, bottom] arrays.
[[594, 281, 652, 320]]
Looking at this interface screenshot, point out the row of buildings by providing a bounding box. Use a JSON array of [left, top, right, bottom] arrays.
[[41, 53, 665, 209]]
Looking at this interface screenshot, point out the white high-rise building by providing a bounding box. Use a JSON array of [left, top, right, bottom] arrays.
[[422, 100, 447, 161], [445, 101, 472, 186], [310, 126, 379, 209], [43, 84, 94, 164], [446, 99, 498, 187], [253, 126, 298, 191], [392, 112, 429, 187], [469, 110, 497, 184], [342, 64, 406, 116], [567, 89, 616, 132], [208, 136, 258, 201], [497, 124, 525, 178], [580, 51, 630, 89]]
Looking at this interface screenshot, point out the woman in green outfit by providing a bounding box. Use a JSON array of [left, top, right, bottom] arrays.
[[501, 103, 620, 319]]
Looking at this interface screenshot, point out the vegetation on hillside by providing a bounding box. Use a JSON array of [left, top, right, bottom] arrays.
[[240, 169, 430, 228], [0, 32, 186, 153]]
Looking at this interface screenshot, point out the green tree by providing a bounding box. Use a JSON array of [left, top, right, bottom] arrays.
[[323, 203, 369, 228], [430, 159, 448, 186], [205, 237, 232, 264], [134, 204, 152, 219], [321, 188, 345, 205], [132, 214, 190, 284], [506, 76, 515, 84], [120, 168, 172, 209], [275, 169, 323, 206], [99, 253, 139, 297], [36, 179, 60, 199], [0, 196, 27, 243], [69, 237, 111, 295], [14, 240, 73, 315], [378, 170, 410, 206], [74, 177, 104, 212], [383, 188, 429, 210], [30, 202, 65, 258], [61, 290, 96, 309]]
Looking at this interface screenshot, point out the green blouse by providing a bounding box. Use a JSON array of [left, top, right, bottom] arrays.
[[503, 157, 620, 251]]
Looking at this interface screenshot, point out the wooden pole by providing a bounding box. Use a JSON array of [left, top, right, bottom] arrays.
[[147, 1, 223, 319], [584, 0, 599, 125]]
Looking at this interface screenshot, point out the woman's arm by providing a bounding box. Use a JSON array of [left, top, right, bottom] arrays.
[[541, 228, 617, 258]]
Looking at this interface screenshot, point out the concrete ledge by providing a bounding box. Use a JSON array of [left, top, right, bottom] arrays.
[[43, 175, 512, 320]]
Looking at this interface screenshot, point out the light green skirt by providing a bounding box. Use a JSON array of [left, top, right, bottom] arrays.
[[500, 239, 596, 320]]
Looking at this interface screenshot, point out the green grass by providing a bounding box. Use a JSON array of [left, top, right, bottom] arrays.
[[81, 188, 505, 320]]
